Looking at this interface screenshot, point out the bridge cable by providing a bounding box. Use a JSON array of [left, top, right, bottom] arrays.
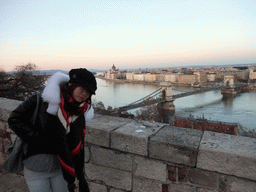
[[124, 88, 163, 106]]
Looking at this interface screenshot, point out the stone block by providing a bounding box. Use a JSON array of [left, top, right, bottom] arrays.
[[84, 143, 91, 163], [197, 188, 218, 192], [86, 115, 132, 147], [0, 109, 12, 122], [133, 177, 162, 192], [89, 182, 107, 192], [10, 133, 16, 143], [149, 125, 203, 166], [6, 124, 14, 135], [5, 187, 25, 192], [187, 169, 218, 189], [110, 188, 126, 192], [0, 121, 5, 130], [134, 156, 166, 181], [85, 163, 132, 191], [3, 138, 12, 153], [197, 131, 256, 180], [0, 173, 29, 192], [0, 137, 3, 153], [90, 145, 133, 171], [111, 121, 164, 156], [230, 178, 256, 192], [0, 98, 22, 111], [0, 98, 21, 121], [169, 184, 196, 192], [0, 153, 8, 166]]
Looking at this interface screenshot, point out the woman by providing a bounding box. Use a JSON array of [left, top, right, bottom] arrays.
[[8, 68, 97, 192]]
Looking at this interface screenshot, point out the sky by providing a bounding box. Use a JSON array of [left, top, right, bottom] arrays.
[[1, 0, 256, 72]]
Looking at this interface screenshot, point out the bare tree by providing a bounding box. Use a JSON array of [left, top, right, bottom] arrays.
[[93, 101, 105, 110], [134, 98, 160, 122], [0, 63, 48, 100]]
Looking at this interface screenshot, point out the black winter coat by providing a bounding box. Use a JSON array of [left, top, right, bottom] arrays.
[[8, 93, 59, 159]]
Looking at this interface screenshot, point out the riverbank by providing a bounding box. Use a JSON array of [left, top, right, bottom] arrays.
[[96, 75, 256, 90], [96, 75, 160, 86], [95, 75, 214, 88]]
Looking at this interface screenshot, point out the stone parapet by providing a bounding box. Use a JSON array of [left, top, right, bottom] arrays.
[[149, 126, 203, 166], [197, 131, 256, 181], [111, 121, 164, 156], [1, 97, 256, 192]]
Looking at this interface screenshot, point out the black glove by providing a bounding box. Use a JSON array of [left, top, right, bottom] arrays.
[[79, 176, 90, 192], [68, 183, 76, 192]]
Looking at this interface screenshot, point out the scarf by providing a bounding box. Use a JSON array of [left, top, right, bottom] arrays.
[[56, 92, 89, 183]]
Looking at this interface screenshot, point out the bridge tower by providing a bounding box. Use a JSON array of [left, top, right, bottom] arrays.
[[221, 75, 237, 97], [157, 82, 175, 123], [224, 75, 235, 88]]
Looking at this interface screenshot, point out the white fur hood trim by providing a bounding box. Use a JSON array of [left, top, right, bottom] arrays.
[[42, 72, 94, 121], [42, 72, 69, 104]]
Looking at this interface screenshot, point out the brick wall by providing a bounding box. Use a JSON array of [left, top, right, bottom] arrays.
[[173, 117, 238, 135], [1, 98, 256, 192]]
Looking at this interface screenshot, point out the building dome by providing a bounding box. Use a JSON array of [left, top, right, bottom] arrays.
[[112, 64, 116, 71]]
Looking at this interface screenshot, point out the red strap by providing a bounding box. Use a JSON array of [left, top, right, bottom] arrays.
[[58, 156, 76, 177], [71, 140, 82, 156]]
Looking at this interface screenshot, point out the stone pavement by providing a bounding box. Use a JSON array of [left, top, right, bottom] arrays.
[[0, 167, 29, 192]]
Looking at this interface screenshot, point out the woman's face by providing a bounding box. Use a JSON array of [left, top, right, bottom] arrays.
[[72, 85, 91, 103]]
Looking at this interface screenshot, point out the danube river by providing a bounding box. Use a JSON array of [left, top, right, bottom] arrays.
[[93, 77, 256, 133]]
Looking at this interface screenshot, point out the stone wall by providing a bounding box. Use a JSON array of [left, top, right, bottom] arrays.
[[0, 98, 22, 165], [1, 98, 256, 192]]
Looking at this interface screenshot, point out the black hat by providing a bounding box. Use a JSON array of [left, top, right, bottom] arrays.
[[69, 68, 97, 94]]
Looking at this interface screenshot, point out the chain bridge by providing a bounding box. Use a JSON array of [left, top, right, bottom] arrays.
[[115, 76, 249, 114]]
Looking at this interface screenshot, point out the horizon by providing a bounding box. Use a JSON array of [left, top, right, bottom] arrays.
[[1, 0, 255, 72], [5, 62, 256, 74]]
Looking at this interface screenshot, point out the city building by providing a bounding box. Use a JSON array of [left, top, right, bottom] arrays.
[[103, 64, 256, 85], [144, 73, 159, 82], [177, 74, 198, 85], [194, 71, 207, 83], [207, 73, 217, 82], [249, 68, 256, 81], [133, 74, 145, 81], [165, 73, 179, 82], [236, 70, 250, 81], [126, 72, 134, 81], [105, 64, 126, 79]]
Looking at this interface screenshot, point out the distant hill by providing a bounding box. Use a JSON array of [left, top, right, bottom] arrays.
[[6, 63, 255, 75], [173, 63, 256, 69], [7, 69, 105, 75], [39, 69, 105, 75], [38, 69, 68, 75], [88, 69, 107, 73]]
